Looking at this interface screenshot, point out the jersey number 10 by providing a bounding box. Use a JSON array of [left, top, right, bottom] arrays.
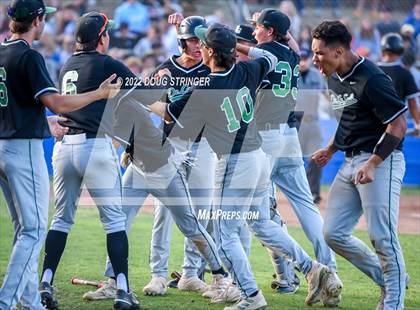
[[0, 67, 8, 107], [220, 86, 254, 133]]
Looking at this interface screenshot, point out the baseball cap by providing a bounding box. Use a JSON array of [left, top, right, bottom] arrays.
[[75, 12, 115, 44], [235, 24, 257, 44], [254, 8, 290, 36], [194, 23, 236, 54], [7, 0, 56, 22]]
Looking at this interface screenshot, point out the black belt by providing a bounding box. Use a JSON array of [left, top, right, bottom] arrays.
[[66, 129, 105, 139], [345, 149, 362, 157]]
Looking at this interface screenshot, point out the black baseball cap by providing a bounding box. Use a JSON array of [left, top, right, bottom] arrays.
[[254, 8, 290, 36], [235, 24, 257, 44], [7, 0, 56, 22], [194, 23, 236, 54], [75, 12, 115, 44]]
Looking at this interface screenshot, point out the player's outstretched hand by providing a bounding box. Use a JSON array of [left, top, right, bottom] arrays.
[[154, 68, 172, 80], [120, 151, 131, 169], [311, 147, 333, 167], [168, 12, 184, 28], [47, 116, 69, 138], [99, 74, 122, 99], [354, 161, 375, 185]]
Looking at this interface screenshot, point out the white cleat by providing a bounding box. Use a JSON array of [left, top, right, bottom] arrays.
[[143, 276, 167, 296], [322, 272, 343, 307], [305, 261, 330, 306], [203, 274, 231, 299], [211, 283, 242, 304], [177, 275, 209, 293], [223, 290, 267, 310], [83, 278, 117, 301]]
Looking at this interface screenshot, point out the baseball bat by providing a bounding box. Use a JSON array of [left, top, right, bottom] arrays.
[[71, 277, 104, 288], [170, 271, 182, 280]]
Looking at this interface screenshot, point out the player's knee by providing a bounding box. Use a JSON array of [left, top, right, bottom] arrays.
[[323, 227, 341, 249], [369, 234, 395, 254]]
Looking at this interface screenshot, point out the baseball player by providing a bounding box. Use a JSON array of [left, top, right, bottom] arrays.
[[312, 20, 408, 309], [38, 12, 159, 310], [145, 15, 216, 295], [249, 9, 342, 304], [153, 22, 332, 309], [0, 1, 120, 309], [378, 33, 420, 135]]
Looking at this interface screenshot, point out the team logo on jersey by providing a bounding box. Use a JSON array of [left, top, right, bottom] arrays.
[[330, 93, 358, 110], [167, 85, 191, 103]]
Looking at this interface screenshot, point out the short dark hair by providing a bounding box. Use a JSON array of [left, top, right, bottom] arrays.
[[75, 32, 106, 52], [214, 50, 236, 69], [9, 14, 43, 34], [312, 21, 352, 49], [262, 25, 289, 44]]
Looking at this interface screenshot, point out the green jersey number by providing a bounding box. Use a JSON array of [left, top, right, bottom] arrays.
[[220, 86, 254, 133], [0, 67, 8, 107], [62, 70, 79, 95], [272, 61, 299, 100]]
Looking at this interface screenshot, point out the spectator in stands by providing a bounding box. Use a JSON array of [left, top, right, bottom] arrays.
[[0, 3, 9, 42], [114, 0, 151, 36], [401, 23, 418, 55], [140, 53, 158, 78], [159, 15, 180, 58], [353, 0, 379, 18], [354, 19, 381, 61], [402, 51, 420, 89], [110, 22, 140, 50], [279, 0, 301, 38], [59, 35, 76, 67], [298, 25, 312, 51], [124, 56, 143, 76], [404, 2, 420, 39], [376, 5, 401, 37], [314, 0, 340, 18], [133, 23, 163, 58]]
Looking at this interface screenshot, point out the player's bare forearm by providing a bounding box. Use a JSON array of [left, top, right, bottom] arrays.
[[286, 31, 300, 53], [148, 101, 168, 119]]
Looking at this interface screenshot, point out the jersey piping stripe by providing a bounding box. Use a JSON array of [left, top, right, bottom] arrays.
[[377, 61, 402, 67], [166, 104, 185, 128], [169, 56, 203, 73], [1, 39, 29, 47], [273, 41, 290, 50], [34, 87, 59, 99], [209, 64, 235, 77], [336, 57, 365, 82], [406, 92, 419, 100], [383, 106, 408, 124], [388, 154, 402, 308], [114, 135, 131, 146]]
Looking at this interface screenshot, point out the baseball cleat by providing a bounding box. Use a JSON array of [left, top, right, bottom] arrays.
[[305, 261, 330, 306], [321, 272, 343, 307], [143, 276, 167, 296], [114, 289, 140, 310], [211, 283, 242, 304], [223, 290, 267, 310], [203, 274, 231, 299], [178, 275, 209, 293], [83, 278, 117, 300], [271, 279, 299, 295], [39, 281, 59, 310], [167, 278, 179, 289]]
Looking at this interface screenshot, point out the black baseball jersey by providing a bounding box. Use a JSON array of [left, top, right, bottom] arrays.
[[328, 57, 407, 152], [255, 41, 300, 130], [152, 55, 210, 140], [59, 51, 162, 137], [167, 58, 272, 155], [378, 62, 419, 101], [114, 95, 173, 172], [0, 39, 58, 139]]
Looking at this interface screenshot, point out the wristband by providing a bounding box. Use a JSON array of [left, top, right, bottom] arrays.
[[373, 132, 401, 161]]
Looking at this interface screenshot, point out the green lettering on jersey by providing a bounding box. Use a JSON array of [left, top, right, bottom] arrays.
[[0, 67, 8, 107], [272, 61, 299, 100], [62, 70, 79, 95], [220, 86, 254, 133]]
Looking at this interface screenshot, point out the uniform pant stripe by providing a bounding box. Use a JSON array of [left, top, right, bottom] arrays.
[[388, 154, 401, 308], [9, 141, 39, 307], [177, 170, 221, 267]]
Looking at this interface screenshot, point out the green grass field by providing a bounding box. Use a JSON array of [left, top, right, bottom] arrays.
[[1, 200, 419, 309]]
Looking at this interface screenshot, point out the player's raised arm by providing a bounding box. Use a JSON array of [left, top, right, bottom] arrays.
[[40, 74, 122, 114]]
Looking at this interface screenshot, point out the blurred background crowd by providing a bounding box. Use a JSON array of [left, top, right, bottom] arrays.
[[1, 0, 419, 87]]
